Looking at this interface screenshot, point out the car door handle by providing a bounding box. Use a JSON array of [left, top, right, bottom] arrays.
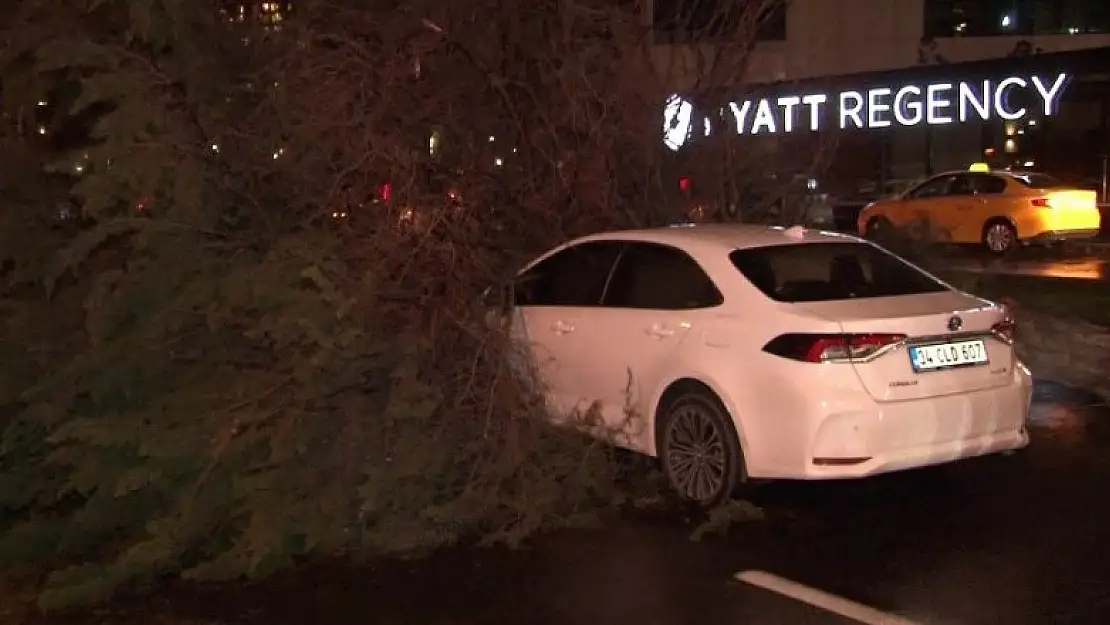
[[551, 320, 575, 335], [646, 323, 675, 338]]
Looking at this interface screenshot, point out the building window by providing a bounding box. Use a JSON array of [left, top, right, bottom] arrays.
[[924, 1, 1028, 38], [1031, 0, 1110, 34], [924, 0, 1110, 38], [653, 0, 786, 44]]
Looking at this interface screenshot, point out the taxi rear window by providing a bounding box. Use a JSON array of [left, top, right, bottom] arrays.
[[1009, 173, 1067, 188]]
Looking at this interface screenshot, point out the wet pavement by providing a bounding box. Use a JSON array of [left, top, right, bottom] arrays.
[[911, 241, 1110, 282], [151, 379, 1110, 625], [940, 252, 1109, 281]]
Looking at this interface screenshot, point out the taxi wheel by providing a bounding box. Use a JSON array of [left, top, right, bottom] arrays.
[[982, 219, 1018, 254]]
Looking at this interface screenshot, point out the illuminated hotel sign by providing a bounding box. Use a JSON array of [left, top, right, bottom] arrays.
[[662, 72, 1070, 151]]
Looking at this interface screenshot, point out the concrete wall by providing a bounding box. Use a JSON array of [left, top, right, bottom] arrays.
[[783, 0, 924, 79]]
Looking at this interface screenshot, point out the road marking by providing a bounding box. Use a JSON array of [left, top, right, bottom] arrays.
[[734, 570, 922, 625]]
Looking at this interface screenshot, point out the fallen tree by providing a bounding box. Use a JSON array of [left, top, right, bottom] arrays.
[[0, 0, 791, 611]]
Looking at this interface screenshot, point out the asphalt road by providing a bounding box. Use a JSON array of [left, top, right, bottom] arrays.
[[157, 380, 1109, 625]]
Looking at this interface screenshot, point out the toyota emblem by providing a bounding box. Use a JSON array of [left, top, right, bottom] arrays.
[[947, 316, 963, 332]]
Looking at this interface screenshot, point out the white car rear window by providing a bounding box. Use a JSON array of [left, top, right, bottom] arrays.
[[729, 242, 949, 302]]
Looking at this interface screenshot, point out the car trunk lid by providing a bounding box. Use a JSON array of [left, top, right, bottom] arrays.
[[796, 291, 1014, 402]]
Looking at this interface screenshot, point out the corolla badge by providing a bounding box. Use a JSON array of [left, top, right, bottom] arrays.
[[947, 315, 963, 332]]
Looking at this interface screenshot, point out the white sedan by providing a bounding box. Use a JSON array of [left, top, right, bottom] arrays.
[[501, 224, 1031, 505]]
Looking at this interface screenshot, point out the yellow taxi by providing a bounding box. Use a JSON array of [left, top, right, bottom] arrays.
[[857, 164, 1102, 253]]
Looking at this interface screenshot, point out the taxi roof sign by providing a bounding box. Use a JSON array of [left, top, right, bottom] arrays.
[[968, 162, 990, 172]]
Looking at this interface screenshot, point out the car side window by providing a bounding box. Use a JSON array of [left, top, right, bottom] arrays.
[[969, 174, 1007, 195], [514, 241, 624, 307], [949, 174, 975, 196], [906, 175, 956, 200], [603, 242, 723, 310]]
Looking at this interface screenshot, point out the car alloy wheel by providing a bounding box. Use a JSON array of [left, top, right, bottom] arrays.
[[659, 392, 743, 505], [984, 222, 1016, 253]]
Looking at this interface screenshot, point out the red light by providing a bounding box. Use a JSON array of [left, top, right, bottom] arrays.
[[679, 176, 691, 192], [1030, 197, 1050, 208], [379, 183, 392, 203], [764, 333, 906, 363], [803, 336, 847, 362]]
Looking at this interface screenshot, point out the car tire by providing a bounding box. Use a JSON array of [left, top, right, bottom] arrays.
[[864, 216, 891, 240], [982, 219, 1018, 254], [657, 390, 745, 506]]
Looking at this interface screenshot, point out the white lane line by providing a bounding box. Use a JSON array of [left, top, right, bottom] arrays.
[[734, 570, 923, 625]]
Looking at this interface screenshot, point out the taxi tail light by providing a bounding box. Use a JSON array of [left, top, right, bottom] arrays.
[[1030, 197, 1052, 208], [763, 333, 906, 363]]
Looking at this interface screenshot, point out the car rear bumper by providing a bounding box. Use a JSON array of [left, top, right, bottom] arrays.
[[804, 424, 1029, 479], [744, 364, 1033, 480], [1026, 228, 1100, 244]]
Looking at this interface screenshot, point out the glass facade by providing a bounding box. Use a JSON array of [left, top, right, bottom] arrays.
[[924, 0, 1110, 38]]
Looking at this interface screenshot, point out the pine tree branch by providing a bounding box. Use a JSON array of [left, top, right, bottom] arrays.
[[186, 376, 293, 503]]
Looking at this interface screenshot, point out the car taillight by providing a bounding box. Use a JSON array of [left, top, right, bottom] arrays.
[[1031, 197, 1051, 208], [763, 333, 907, 363], [992, 318, 1016, 343]]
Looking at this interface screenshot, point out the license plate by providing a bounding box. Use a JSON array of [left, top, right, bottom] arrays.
[[909, 339, 988, 372]]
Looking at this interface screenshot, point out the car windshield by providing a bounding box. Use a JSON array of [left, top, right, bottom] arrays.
[[1007, 172, 1068, 188], [729, 242, 949, 303]]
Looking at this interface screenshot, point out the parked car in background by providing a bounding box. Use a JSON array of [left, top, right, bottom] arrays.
[[857, 165, 1101, 253], [493, 223, 1031, 504]]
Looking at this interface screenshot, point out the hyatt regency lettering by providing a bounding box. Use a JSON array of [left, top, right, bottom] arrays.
[[663, 72, 1070, 150]]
